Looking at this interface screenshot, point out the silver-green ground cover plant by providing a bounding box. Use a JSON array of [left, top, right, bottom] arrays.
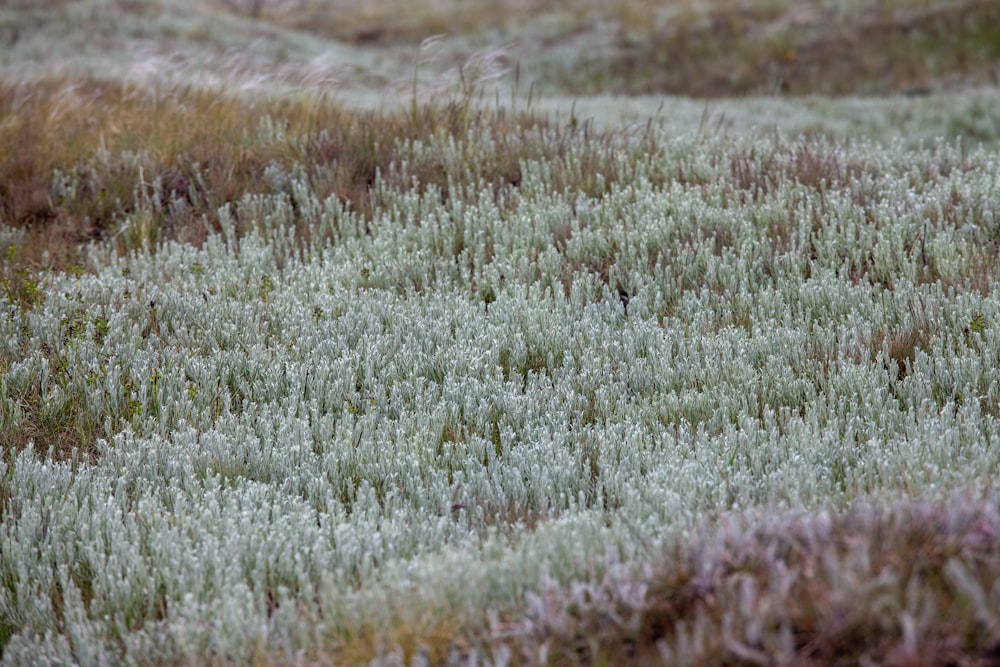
[[2, 1, 1000, 665], [3, 122, 1000, 665]]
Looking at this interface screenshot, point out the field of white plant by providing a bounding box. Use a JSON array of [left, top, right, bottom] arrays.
[[2, 1, 1000, 665]]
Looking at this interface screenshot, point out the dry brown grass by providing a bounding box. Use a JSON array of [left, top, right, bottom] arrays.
[[0, 78, 293, 267]]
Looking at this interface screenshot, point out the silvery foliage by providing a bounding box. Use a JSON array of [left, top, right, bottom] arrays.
[[1, 127, 998, 664]]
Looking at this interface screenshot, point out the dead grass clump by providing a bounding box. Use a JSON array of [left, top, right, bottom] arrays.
[[872, 325, 932, 384]]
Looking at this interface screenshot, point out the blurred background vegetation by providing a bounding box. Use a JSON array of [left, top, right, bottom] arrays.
[[3, 0, 999, 95]]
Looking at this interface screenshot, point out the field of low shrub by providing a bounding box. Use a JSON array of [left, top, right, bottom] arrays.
[[2, 1, 999, 664]]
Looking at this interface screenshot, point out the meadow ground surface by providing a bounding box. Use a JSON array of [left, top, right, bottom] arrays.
[[2, 1, 1000, 665]]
